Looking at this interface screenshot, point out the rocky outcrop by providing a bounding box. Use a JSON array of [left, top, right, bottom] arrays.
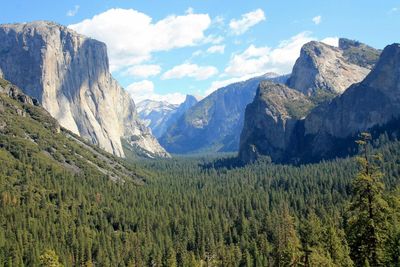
[[0, 21, 169, 158], [303, 43, 400, 159], [160, 73, 289, 154], [239, 43, 400, 164], [137, 95, 199, 139], [287, 40, 378, 95], [0, 77, 39, 106], [238, 81, 314, 163]]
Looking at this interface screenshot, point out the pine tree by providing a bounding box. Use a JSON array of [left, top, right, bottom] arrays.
[[39, 249, 63, 267], [272, 204, 302, 266], [346, 133, 389, 266]]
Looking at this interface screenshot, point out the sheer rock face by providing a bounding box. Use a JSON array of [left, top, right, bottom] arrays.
[[303, 43, 400, 157], [0, 21, 169, 158], [238, 81, 314, 163], [239, 43, 398, 164], [287, 40, 377, 95]]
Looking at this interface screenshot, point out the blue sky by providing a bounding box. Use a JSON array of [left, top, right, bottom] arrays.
[[1, 1, 399, 103]]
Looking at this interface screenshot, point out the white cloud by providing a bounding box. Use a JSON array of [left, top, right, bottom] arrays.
[[207, 45, 225, 54], [162, 63, 218, 80], [312, 15, 322, 25], [229, 9, 266, 35], [126, 80, 185, 104], [67, 5, 80, 17], [186, 7, 194, 14], [122, 64, 161, 78], [389, 7, 399, 13], [213, 16, 225, 26], [192, 50, 203, 57], [225, 32, 315, 76], [126, 80, 154, 96], [321, 37, 339, 47], [203, 35, 224, 45], [69, 8, 211, 71]]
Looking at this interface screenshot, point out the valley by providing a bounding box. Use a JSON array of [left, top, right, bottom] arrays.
[[0, 3, 399, 266]]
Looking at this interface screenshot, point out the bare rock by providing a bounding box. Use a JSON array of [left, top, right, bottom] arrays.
[[0, 21, 169, 158], [287, 40, 377, 95]]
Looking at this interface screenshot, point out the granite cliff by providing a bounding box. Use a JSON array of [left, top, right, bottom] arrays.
[[0, 21, 169, 158], [287, 39, 379, 96], [238, 81, 313, 163], [239, 43, 399, 164], [303, 43, 400, 159]]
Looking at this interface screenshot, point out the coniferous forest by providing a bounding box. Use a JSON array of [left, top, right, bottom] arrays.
[[1, 102, 400, 267], [0, 5, 399, 267]]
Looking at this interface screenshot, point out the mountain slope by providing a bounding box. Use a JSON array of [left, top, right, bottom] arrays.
[[302, 43, 400, 160], [339, 38, 381, 69], [160, 73, 289, 154], [137, 95, 198, 138], [0, 21, 168, 158], [0, 77, 145, 182], [287, 39, 379, 96], [238, 81, 314, 163], [239, 43, 400, 164]]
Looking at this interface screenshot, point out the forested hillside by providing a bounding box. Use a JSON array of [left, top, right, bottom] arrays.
[[1, 119, 400, 265]]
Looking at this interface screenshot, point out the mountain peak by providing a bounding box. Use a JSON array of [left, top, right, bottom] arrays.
[[182, 94, 200, 105], [287, 39, 376, 95], [362, 43, 400, 91]]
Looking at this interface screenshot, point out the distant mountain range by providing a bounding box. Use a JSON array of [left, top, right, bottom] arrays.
[[137, 95, 199, 138], [159, 73, 289, 154]]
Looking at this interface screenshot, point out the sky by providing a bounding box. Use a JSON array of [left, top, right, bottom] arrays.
[[1, 1, 399, 104]]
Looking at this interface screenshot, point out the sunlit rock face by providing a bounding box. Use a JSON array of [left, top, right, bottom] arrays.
[[0, 21, 169, 158]]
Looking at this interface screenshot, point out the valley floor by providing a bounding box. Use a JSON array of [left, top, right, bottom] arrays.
[[1, 138, 400, 266]]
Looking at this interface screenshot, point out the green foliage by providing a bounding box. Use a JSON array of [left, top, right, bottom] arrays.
[[341, 42, 381, 69], [346, 133, 390, 266], [272, 205, 302, 266], [39, 249, 63, 267], [1, 89, 400, 266], [284, 99, 315, 119], [310, 88, 338, 104]]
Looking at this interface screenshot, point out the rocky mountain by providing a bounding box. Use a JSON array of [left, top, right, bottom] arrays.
[[160, 73, 289, 154], [0, 77, 143, 182], [0, 21, 169, 158], [238, 81, 314, 163], [302, 43, 400, 160], [287, 39, 379, 96], [137, 95, 199, 138], [137, 100, 179, 138], [339, 38, 381, 69], [239, 43, 400, 164]]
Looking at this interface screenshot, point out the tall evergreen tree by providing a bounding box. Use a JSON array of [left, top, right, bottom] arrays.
[[272, 204, 302, 266], [346, 133, 389, 266]]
